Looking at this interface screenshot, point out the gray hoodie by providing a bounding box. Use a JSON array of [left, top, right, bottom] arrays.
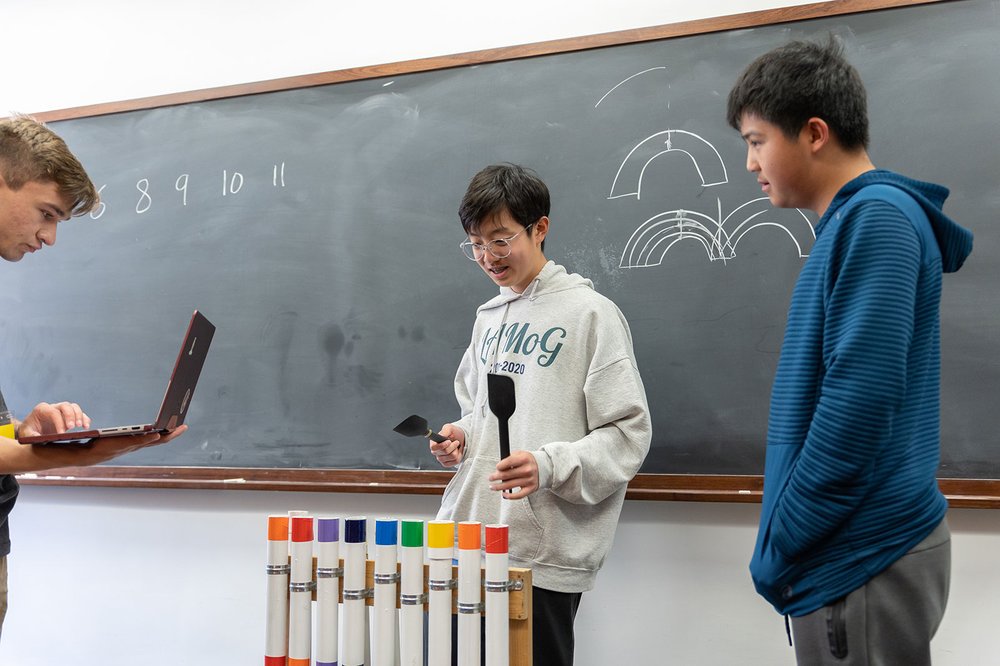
[[438, 261, 651, 592]]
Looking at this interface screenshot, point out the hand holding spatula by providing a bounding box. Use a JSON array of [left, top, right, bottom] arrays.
[[392, 414, 448, 443], [487, 373, 516, 460]]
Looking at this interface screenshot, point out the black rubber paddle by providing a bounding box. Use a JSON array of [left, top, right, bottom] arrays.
[[487, 373, 516, 460], [393, 414, 447, 443]]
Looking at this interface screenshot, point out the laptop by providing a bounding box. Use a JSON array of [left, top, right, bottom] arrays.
[[19, 310, 215, 445]]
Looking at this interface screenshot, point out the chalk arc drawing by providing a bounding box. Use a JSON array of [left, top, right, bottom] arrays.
[[724, 198, 815, 260], [609, 130, 729, 200], [620, 197, 815, 268], [594, 67, 668, 108]]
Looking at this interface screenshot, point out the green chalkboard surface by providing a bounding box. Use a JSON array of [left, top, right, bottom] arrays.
[[5, 0, 999, 502]]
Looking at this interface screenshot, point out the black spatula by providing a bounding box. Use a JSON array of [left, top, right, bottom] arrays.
[[487, 373, 516, 460], [393, 414, 447, 443]]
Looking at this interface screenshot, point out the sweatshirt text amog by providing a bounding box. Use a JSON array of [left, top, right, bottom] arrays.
[[478, 321, 567, 370]]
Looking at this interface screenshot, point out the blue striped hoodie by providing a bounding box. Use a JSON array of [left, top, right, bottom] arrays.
[[750, 169, 973, 616]]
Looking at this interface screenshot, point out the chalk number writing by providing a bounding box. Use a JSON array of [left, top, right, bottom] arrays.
[[90, 162, 288, 219]]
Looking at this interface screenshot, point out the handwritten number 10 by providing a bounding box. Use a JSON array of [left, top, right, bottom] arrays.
[[222, 169, 244, 196]]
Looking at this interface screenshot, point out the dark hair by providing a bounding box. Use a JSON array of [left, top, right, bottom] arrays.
[[726, 36, 869, 150], [458, 164, 549, 248]]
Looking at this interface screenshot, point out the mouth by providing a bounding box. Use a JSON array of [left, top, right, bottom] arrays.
[[485, 264, 509, 279]]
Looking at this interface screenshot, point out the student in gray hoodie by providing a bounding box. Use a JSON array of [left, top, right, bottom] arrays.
[[431, 163, 652, 666]]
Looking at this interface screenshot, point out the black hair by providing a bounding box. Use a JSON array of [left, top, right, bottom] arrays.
[[726, 35, 869, 150], [458, 163, 549, 249]]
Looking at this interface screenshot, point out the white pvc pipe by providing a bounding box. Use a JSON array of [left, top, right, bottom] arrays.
[[485, 524, 510, 666], [457, 522, 482, 666], [288, 515, 314, 666], [373, 518, 399, 666], [343, 517, 368, 666], [264, 515, 289, 666], [315, 517, 340, 666], [427, 520, 455, 666], [399, 520, 424, 666]]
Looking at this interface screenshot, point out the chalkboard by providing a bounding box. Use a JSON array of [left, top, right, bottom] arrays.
[[5, 0, 999, 501]]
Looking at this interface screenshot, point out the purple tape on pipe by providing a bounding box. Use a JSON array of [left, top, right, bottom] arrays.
[[317, 517, 340, 543]]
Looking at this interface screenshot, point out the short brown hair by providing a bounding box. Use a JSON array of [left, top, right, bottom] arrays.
[[0, 114, 99, 216]]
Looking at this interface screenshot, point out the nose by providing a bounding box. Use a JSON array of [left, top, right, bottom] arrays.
[[38, 224, 57, 247], [746, 148, 759, 173]]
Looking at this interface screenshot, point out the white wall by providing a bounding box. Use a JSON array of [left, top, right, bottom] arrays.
[[4, 488, 998, 664], [3, 2, 998, 664], [5, 0, 804, 114]]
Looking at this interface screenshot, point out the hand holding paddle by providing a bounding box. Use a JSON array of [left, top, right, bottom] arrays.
[[487, 373, 539, 498], [487, 373, 516, 460], [393, 414, 448, 443], [394, 414, 466, 467]]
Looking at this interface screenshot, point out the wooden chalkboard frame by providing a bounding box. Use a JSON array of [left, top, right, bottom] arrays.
[[16, 0, 999, 507]]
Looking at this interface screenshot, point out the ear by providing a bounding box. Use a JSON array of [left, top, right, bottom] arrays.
[[803, 117, 832, 154], [532, 216, 549, 244]]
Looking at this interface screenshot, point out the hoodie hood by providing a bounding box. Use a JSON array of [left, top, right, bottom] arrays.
[[820, 169, 973, 273], [477, 260, 594, 312]]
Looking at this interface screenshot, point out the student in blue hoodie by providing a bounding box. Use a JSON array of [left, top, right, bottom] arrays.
[[727, 38, 973, 664]]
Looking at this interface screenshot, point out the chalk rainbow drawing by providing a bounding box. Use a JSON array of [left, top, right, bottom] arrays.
[[596, 67, 816, 267], [620, 197, 815, 268]]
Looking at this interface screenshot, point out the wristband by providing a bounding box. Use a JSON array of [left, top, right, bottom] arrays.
[[0, 410, 15, 440]]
